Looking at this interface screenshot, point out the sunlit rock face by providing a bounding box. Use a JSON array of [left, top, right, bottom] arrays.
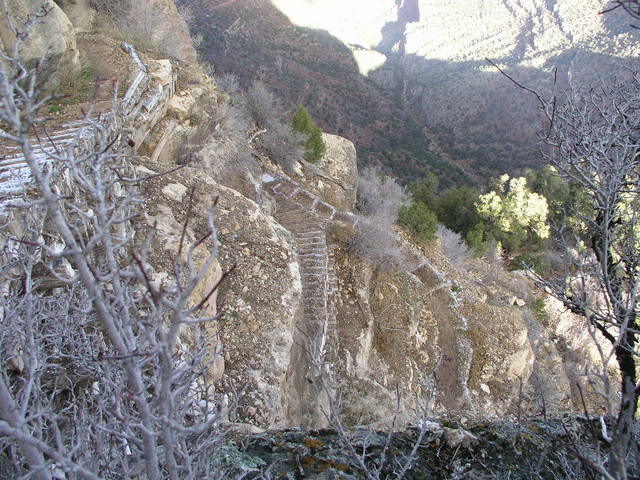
[[271, 0, 635, 63], [271, 0, 397, 75], [271, 0, 396, 48], [404, 0, 635, 63], [268, 0, 637, 179]]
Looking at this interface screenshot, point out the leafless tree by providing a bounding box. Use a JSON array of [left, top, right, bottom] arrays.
[[0, 9, 239, 479], [489, 60, 639, 479]]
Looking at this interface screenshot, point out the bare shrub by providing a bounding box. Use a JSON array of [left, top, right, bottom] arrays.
[[437, 225, 470, 271], [349, 168, 407, 268], [176, 96, 250, 167], [104, 0, 190, 58], [216, 80, 305, 173], [356, 166, 406, 221], [212, 100, 250, 139], [243, 81, 282, 130], [200, 98, 249, 141], [0, 16, 236, 479], [199, 139, 261, 202], [88, 0, 131, 15], [215, 73, 242, 96], [258, 122, 305, 174], [349, 216, 404, 270]]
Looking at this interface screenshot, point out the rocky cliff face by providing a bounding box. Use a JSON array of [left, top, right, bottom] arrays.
[[144, 117, 605, 428], [116, 46, 607, 428], [0, 0, 80, 92], [1, 0, 612, 432]]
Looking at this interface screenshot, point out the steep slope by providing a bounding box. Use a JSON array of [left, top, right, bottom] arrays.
[[185, 0, 466, 185], [187, 0, 637, 183], [4, 0, 615, 429], [372, 0, 639, 179]]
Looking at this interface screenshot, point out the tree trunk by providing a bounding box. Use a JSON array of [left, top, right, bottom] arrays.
[[609, 343, 638, 480]]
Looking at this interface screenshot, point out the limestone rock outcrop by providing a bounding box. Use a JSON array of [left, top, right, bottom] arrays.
[[9, 0, 605, 429], [0, 0, 80, 92], [300, 133, 358, 212], [135, 160, 302, 429], [128, 0, 198, 64], [57, 0, 94, 31], [131, 123, 602, 426]]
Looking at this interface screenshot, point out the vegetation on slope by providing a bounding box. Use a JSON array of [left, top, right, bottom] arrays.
[[185, 0, 467, 185]]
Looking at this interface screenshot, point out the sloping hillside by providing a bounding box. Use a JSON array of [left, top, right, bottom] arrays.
[[185, 0, 638, 183], [184, 0, 466, 185]]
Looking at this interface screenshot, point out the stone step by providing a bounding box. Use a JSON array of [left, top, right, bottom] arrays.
[[302, 289, 327, 299], [298, 251, 326, 258], [296, 237, 325, 245], [298, 240, 325, 246], [300, 262, 327, 270], [298, 252, 326, 258], [295, 230, 324, 237], [267, 170, 339, 336], [275, 205, 306, 215], [303, 270, 327, 276], [302, 281, 327, 291], [278, 216, 316, 226], [300, 264, 327, 271], [297, 245, 325, 253], [298, 249, 327, 257], [277, 219, 317, 230], [302, 278, 327, 286], [304, 301, 327, 308], [298, 255, 328, 262], [297, 240, 325, 246], [303, 274, 326, 282], [0, 162, 30, 175], [0, 147, 58, 164], [0, 157, 32, 169], [3, 133, 79, 153], [304, 304, 326, 311]]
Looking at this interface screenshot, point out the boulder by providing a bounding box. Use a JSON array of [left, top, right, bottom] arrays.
[[329, 254, 441, 427], [301, 133, 358, 212], [0, 0, 80, 92], [443, 427, 479, 448], [463, 302, 534, 415], [126, 0, 198, 64], [135, 160, 302, 429], [57, 0, 94, 31]]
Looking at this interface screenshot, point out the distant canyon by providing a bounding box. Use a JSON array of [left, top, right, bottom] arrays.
[[187, 0, 638, 183]]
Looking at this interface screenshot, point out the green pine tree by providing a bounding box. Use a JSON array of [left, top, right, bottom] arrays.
[[398, 201, 438, 241], [291, 104, 326, 163]]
